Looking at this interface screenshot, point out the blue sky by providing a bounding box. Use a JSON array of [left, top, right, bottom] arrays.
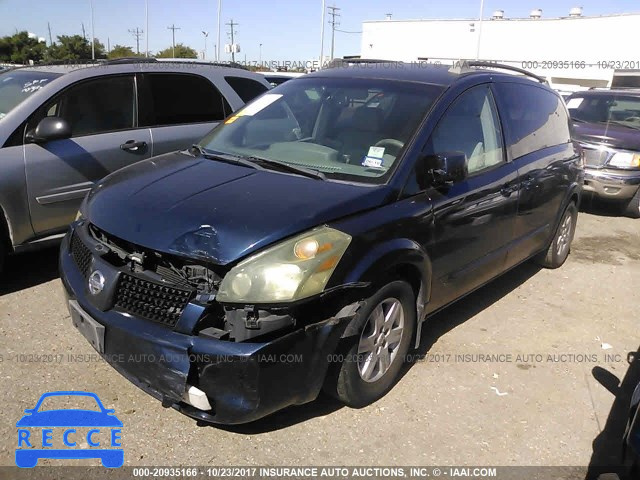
[[1, 0, 638, 62]]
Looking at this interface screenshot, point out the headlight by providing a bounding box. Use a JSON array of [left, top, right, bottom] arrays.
[[608, 151, 640, 168], [216, 226, 352, 303]]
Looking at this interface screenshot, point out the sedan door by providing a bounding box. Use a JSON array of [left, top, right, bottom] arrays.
[[24, 74, 152, 235], [423, 84, 519, 312]]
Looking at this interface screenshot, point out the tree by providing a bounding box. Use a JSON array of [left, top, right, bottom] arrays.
[[155, 43, 198, 59], [107, 45, 137, 59], [46, 34, 106, 61], [0, 31, 47, 64]]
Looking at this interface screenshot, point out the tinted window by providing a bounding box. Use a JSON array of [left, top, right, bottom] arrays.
[[0, 70, 61, 119], [52, 75, 135, 137], [494, 82, 570, 159], [428, 84, 504, 176], [139, 73, 231, 127], [225, 76, 268, 103]]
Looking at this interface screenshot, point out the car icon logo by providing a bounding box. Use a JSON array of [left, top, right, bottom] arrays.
[[15, 391, 123, 468], [88, 270, 105, 295]]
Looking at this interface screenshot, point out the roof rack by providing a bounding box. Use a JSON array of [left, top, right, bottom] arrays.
[[449, 60, 547, 84]]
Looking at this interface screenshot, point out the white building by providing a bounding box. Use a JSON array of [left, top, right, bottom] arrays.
[[360, 9, 640, 90]]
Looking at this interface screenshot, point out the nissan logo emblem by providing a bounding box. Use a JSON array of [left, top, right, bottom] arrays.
[[88, 270, 106, 295]]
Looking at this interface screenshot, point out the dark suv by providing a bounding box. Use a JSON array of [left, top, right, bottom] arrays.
[[60, 61, 583, 424], [565, 89, 640, 217]]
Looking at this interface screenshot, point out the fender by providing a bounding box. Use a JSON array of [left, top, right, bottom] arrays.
[[338, 237, 433, 348]]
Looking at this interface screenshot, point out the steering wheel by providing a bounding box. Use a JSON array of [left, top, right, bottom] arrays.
[[374, 139, 404, 156]]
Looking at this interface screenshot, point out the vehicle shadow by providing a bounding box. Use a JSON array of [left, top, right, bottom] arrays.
[[580, 196, 625, 218], [208, 260, 542, 434], [0, 247, 60, 295], [408, 260, 542, 364], [585, 347, 640, 480]]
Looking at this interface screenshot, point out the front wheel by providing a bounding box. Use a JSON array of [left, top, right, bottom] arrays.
[[329, 280, 416, 408], [535, 202, 578, 269]]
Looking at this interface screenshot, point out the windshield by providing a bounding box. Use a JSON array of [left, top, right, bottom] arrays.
[[199, 77, 443, 183], [0, 70, 61, 119], [566, 94, 640, 129]]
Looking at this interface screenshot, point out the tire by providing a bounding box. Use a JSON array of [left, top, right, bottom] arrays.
[[535, 202, 578, 269], [623, 187, 640, 219], [329, 280, 416, 408]]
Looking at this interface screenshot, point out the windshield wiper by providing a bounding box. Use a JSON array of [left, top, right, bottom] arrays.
[[243, 155, 326, 181], [189, 145, 262, 170]]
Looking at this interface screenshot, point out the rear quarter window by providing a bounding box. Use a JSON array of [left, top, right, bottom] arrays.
[[138, 73, 232, 127], [224, 76, 269, 103], [494, 82, 571, 159]]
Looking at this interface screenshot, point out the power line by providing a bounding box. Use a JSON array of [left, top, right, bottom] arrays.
[[327, 5, 341, 60], [167, 24, 181, 58], [335, 28, 361, 34], [129, 27, 144, 55], [225, 19, 238, 62]]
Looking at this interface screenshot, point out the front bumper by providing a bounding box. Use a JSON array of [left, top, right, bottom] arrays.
[[583, 167, 640, 200], [59, 226, 356, 425]]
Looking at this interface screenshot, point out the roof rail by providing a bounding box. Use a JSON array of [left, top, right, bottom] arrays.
[[449, 60, 547, 84], [104, 57, 157, 64], [588, 86, 640, 90]]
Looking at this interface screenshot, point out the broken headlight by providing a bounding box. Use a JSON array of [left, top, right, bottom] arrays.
[[216, 226, 351, 303]]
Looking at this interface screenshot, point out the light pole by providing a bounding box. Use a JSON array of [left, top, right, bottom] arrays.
[[202, 31, 209, 60], [319, 0, 326, 69], [259, 43, 262, 66], [476, 0, 485, 60], [217, 0, 222, 64], [90, 0, 95, 59], [145, 0, 149, 57]]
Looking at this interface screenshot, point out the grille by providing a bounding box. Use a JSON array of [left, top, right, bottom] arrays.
[[114, 273, 192, 327], [70, 232, 93, 277], [582, 148, 610, 167]]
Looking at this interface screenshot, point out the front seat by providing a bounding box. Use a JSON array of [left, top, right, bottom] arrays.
[[334, 107, 384, 163]]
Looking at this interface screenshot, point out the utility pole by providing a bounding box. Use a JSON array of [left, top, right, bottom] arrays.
[[81, 23, 87, 41], [225, 19, 238, 62], [107, 37, 111, 54], [259, 43, 262, 66], [167, 24, 180, 58], [129, 27, 144, 55], [327, 5, 340, 60], [47, 22, 53, 46]]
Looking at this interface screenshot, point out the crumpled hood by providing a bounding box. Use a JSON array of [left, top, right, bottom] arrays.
[[573, 121, 640, 152], [85, 152, 389, 265]]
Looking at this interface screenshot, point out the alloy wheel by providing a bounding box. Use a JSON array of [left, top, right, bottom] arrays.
[[357, 298, 405, 383]]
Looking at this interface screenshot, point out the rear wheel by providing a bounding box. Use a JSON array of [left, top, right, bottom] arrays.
[[535, 202, 578, 269], [623, 187, 640, 219], [328, 280, 415, 408]]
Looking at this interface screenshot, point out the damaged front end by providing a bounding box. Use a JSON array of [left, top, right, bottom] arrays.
[[60, 221, 363, 424]]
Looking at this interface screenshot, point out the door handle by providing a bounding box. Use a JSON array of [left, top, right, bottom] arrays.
[[120, 140, 147, 152], [500, 183, 517, 197]]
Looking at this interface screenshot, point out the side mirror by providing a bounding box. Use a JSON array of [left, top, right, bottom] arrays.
[[424, 151, 468, 186], [25, 116, 72, 144]]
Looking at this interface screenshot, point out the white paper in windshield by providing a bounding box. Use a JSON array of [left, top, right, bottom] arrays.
[[566, 98, 583, 109], [239, 93, 283, 116]]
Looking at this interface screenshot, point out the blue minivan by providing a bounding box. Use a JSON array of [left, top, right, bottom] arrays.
[[60, 61, 583, 424]]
